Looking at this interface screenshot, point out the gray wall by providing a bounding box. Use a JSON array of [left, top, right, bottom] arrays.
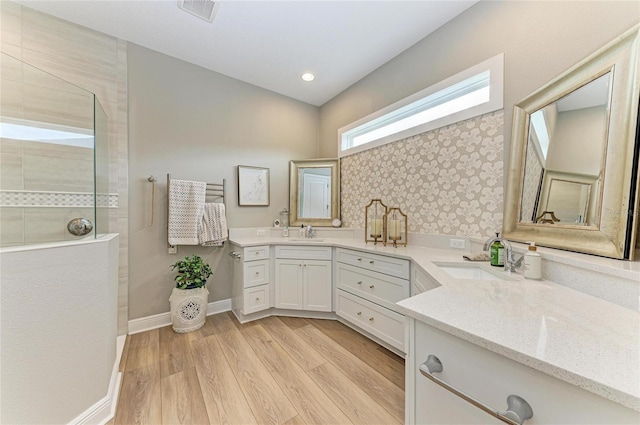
[[319, 1, 640, 157], [128, 44, 319, 320]]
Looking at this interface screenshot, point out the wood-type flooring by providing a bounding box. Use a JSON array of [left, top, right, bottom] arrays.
[[110, 312, 404, 425]]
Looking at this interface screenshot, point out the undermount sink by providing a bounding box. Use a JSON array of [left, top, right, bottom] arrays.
[[433, 262, 515, 281], [288, 238, 325, 242]]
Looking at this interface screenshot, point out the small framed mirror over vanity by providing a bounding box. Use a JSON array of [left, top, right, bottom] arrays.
[[289, 159, 340, 227], [504, 25, 640, 259]]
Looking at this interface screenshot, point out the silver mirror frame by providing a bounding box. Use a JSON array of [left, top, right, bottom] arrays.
[[504, 25, 640, 259], [289, 159, 340, 227]]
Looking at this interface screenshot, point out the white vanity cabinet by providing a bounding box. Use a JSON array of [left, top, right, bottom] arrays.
[[412, 265, 441, 295], [274, 245, 332, 312], [335, 248, 410, 352], [231, 245, 270, 316], [406, 318, 640, 424]]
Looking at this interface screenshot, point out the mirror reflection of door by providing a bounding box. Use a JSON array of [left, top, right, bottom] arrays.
[[545, 179, 591, 224], [519, 71, 611, 227], [298, 169, 331, 218]]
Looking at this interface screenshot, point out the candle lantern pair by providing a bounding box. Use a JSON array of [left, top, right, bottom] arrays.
[[364, 199, 408, 247]]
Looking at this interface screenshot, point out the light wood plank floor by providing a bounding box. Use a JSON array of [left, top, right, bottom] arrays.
[[111, 312, 404, 425]]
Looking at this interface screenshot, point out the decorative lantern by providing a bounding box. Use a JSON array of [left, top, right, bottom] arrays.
[[364, 199, 387, 245], [384, 207, 407, 247]]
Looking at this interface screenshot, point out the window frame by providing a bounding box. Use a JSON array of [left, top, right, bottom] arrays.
[[338, 53, 504, 158]]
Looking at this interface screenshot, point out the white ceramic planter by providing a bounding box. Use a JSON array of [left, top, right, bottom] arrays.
[[169, 286, 209, 333]]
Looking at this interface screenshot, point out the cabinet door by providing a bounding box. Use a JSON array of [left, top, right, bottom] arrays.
[[412, 321, 640, 424], [303, 260, 332, 312], [274, 259, 303, 310]]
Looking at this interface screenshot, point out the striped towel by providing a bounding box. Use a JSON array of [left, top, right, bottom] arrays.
[[200, 203, 228, 247], [168, 179, 207, 245]]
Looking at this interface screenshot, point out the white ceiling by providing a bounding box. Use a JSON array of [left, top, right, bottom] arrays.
[[16, 1, 477, 106]]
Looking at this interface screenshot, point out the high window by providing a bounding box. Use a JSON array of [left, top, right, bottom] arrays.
[[339, 54, 504, 157]]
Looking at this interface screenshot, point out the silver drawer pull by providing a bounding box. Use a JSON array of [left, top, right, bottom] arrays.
[[229, 252, 241, 259], [369, 285, 375, 289], [420, 355, 533, 425]]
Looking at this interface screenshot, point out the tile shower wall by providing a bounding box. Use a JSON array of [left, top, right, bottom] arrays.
[[0, 138, 118, 247], [1, 2, 129, 334], [341, 111, 504, 238]]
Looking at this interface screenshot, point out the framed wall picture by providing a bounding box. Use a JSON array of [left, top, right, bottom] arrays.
[[237, 165, 270, 206]]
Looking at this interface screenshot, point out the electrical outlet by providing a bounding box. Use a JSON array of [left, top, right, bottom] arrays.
[[449, 239, 466, 249], [256, 229, 266, 236], [168, 245, 177, 254]]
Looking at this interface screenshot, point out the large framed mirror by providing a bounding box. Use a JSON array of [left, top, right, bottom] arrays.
[[289, 159, 340, 227], [504, 25, 640, 259]]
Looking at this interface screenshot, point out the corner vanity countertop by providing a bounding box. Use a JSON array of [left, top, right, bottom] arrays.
[[229, 235, 640, 411]]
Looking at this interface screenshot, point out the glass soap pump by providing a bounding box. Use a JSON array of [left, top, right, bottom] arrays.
[[279, 208, 289, 228]]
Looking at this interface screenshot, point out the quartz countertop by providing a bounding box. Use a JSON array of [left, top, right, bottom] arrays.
[[229, 234, 640, 411]]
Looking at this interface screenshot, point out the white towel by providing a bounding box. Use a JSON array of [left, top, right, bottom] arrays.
[[168, 179, 207, 245], [200, 203, 228, 247]]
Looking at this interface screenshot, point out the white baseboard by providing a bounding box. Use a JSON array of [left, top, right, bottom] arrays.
[[128, 298, 231, 334], [68, 335, 126, 425]]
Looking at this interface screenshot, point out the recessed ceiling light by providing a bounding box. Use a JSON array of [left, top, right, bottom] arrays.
[[301, 73, 315, 82]]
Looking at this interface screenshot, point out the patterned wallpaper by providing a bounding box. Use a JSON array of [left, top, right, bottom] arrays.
[[341, 110, 504, 238]]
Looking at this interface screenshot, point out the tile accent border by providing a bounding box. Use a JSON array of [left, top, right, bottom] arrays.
[[0, 190, 118, 208]]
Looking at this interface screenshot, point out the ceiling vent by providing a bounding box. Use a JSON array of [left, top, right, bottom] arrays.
[[177, 0, 219, 23]]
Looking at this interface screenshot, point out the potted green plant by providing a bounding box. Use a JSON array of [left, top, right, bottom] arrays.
[[169, 255, 212, 333], [170, 254, 212, 289]]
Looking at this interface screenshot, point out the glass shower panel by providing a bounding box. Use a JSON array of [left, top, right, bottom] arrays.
[[94, 97, 110, 236], [0, 53, 99, 247]]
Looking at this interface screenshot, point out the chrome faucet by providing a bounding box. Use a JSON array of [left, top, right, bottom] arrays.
[[305, 224, 316, 239], [483, 235, 523, 273]]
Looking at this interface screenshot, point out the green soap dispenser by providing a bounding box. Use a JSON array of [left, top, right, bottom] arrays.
[[490, 233, 504, 267]]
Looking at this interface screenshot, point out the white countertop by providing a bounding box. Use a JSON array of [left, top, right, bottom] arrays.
[[229, 234, 640, 411]]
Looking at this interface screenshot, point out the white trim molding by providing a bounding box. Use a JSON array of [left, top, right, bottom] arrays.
[[128, 298, 232, 334], [67, 335, 126, 425], [338, 53, 504, 158]]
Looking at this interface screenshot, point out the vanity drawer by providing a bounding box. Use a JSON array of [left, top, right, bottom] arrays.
[[275, 245, 332, 260], [412, 265, 441, 295], [336, 263, 409, 311], [243, 259, 269, 288], [336, 289, 404, 351], [336, 248, 410, 280], [243, 245, 269, 261], [242, 284, 269, 315]]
